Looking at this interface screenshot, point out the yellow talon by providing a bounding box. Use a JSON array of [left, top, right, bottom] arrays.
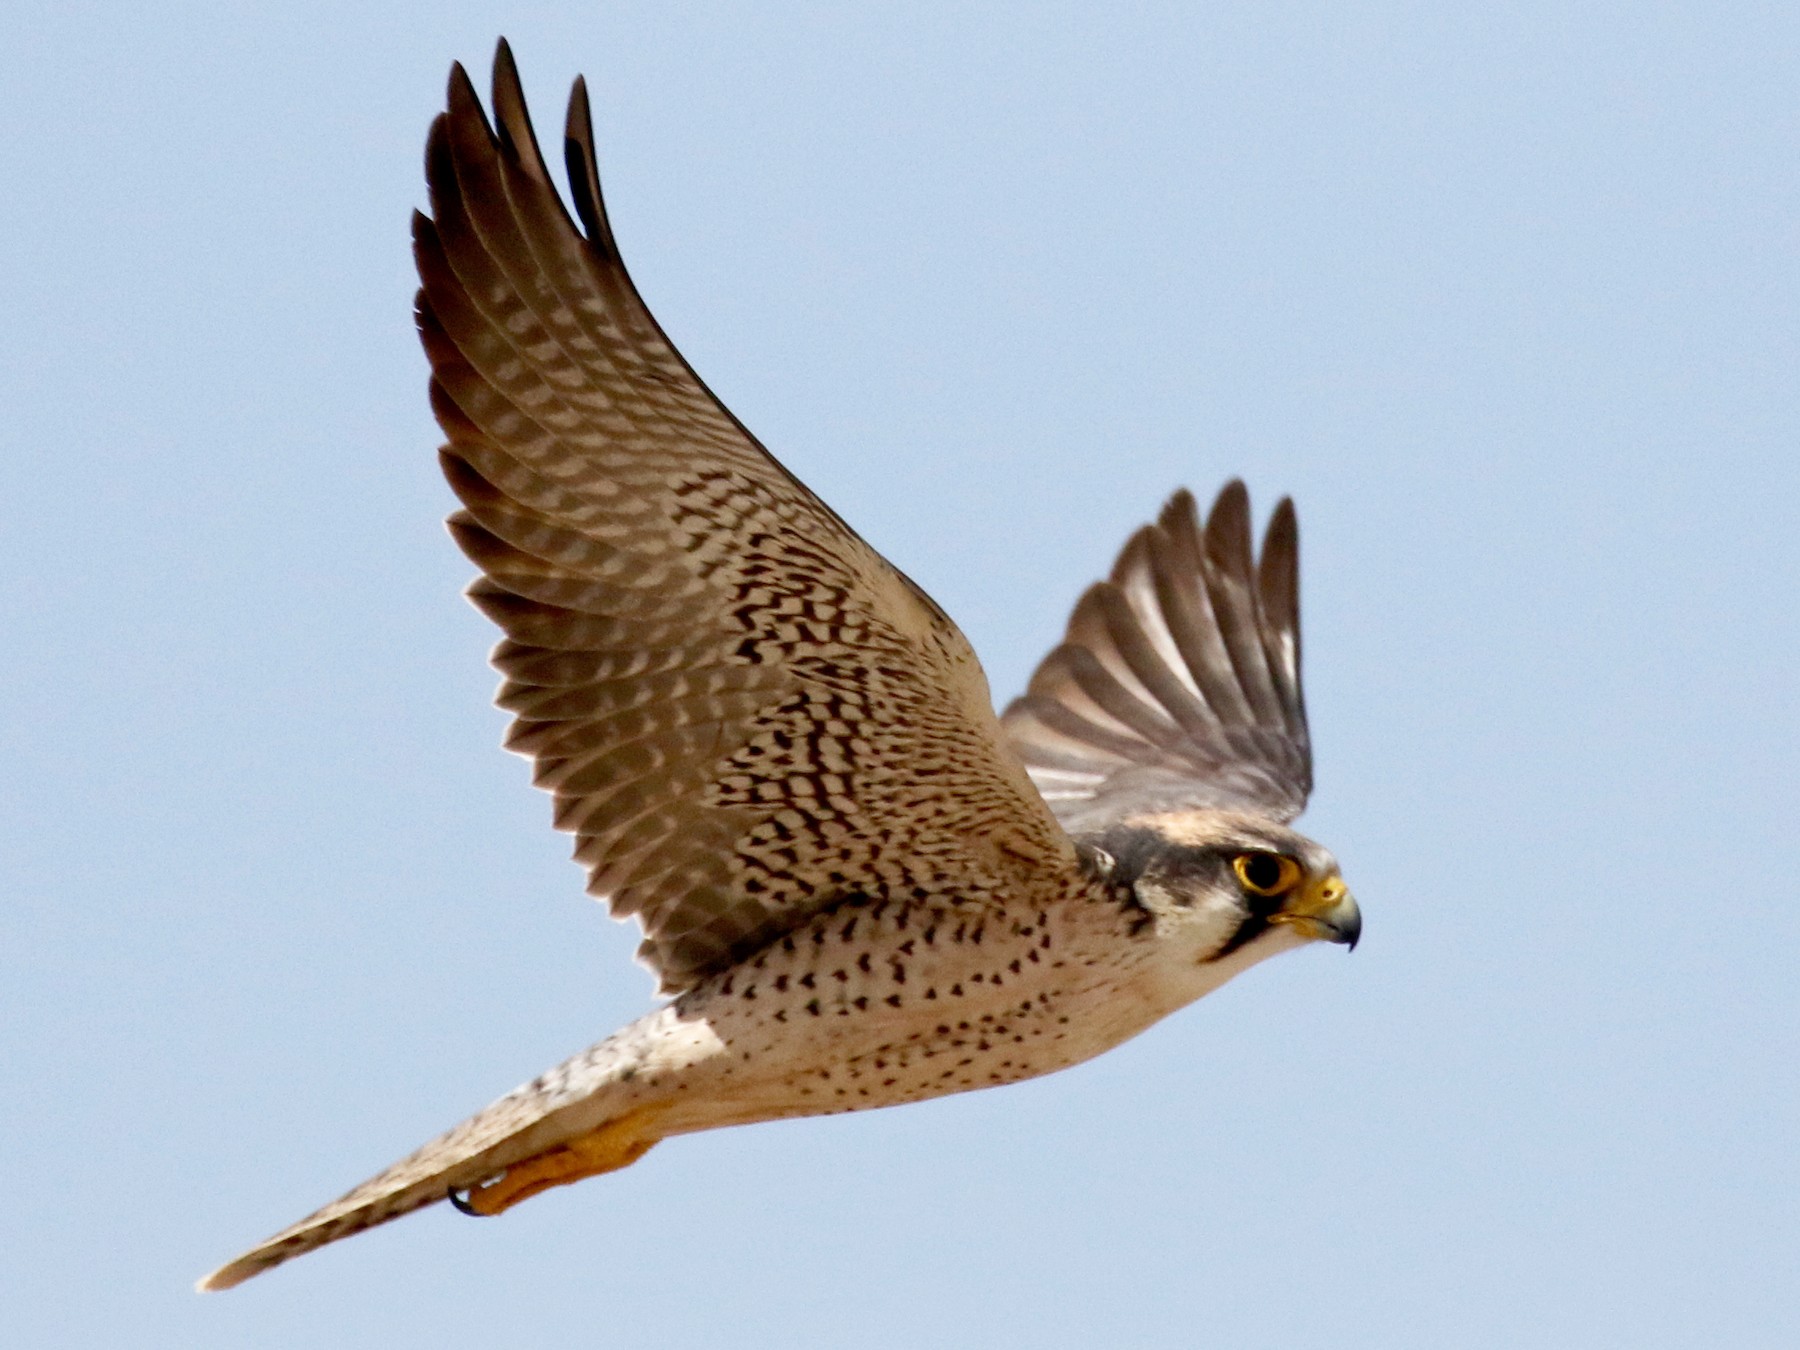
[[458, 1104, 668, 1217]]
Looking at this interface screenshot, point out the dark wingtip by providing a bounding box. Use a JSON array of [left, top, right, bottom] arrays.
[[442, 60, 500, 167], [1208, 478, 1250, 526], [488, 34, 556, 186], [446, 58, 479, 113], [492, 37, 524, 123], [563, 74, 615, 254], [1262, 496, 1298, 563], [1106, 521, 1159, 588], [1204, 479, 1253, 571], [1257, 495, 1300, 616], [567, 73, 592, 131]]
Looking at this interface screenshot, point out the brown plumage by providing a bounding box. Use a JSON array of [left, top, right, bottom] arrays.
[[199, 41, 1359, 1293], [417, 46, 1071, 992], [1001, 483, 1309, 831]]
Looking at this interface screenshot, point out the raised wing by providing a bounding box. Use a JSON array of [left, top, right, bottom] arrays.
[[419, 43, 1073, 992], [1001, 484, 1311, 831]]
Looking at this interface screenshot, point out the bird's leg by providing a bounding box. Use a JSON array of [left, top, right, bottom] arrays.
[[450, 1103, 670, 1217]]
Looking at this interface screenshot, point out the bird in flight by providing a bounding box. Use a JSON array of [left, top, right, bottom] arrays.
[[200, 40, 1360, 1292]]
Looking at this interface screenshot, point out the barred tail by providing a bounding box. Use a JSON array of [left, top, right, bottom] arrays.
[[197, 1009, 679, 1291], [197, 1073, 559, 1291]]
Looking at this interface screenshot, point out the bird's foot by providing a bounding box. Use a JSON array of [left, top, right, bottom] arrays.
[[449, 1103, 668, 1217]]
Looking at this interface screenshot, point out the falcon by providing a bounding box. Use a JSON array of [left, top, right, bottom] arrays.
[[199, 41, 1360, 1292]]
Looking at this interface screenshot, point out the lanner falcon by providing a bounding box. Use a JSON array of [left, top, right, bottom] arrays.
[[200, 42, 1361, 1292]]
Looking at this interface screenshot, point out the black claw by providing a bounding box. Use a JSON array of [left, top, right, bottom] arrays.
[[447, 1186, 485, 1217]]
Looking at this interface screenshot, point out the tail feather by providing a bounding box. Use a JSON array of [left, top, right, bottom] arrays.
[[197, 1078, 564, 1291], [197, 1014, 666, 1291], [200, 1001, 699, 1290]]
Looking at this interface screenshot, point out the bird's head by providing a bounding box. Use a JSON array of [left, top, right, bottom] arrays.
[[1085, 810, 1360, 962]]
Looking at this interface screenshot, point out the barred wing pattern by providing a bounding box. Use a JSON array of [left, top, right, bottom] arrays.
[[1001, 485, 1312, 832], [421, 44, 1072, 992]]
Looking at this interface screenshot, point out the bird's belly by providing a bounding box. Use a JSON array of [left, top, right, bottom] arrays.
[[654, 895, 1162, 1133]]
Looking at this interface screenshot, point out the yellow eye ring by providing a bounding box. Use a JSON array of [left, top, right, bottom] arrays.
[[1232, 851, 1302, 897]]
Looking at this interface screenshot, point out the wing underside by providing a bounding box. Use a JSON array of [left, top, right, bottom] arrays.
[[1001, 484, 1312, 832], [418, 43, 1073, 992]]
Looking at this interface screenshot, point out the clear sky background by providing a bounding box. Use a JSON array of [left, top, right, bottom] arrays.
[[4, 3, 1796, 1347]]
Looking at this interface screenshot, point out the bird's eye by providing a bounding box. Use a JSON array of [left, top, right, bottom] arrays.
[[1232, 851, 1301, 897]]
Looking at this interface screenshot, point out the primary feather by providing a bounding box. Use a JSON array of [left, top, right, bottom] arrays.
[[417, 43, 1072, 992]]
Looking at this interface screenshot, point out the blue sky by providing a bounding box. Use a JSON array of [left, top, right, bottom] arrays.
[[4, 3, 1797, 1346]]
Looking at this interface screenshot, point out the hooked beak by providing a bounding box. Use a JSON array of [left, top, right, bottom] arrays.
[[1273, 873, 1361, 950]]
